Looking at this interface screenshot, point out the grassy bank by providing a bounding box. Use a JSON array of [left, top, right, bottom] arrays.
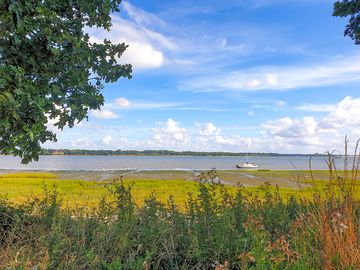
[[1, 168, 360, 269], [0, 170, 315, 209], [0, 172, 202, 209]]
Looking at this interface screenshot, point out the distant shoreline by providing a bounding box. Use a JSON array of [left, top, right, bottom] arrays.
[[40, 149, 325, 157]]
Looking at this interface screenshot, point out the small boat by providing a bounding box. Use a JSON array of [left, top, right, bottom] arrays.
[[236, 162, 259, 169], [236, 154, 259, 169]]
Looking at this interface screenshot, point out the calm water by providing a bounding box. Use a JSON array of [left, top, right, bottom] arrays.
[[0, 155, 345, 171]]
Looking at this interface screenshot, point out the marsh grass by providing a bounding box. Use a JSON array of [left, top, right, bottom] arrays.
[[1, 140, 360, 269], [0, 172, 307, 269], [305, 138, 360, 270], [0, 172, 304, 210]]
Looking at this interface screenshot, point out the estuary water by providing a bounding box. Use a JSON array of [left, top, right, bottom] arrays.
[[0, 155, 346, 171]]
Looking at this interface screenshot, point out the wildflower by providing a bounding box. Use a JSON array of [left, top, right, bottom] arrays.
[[270, 257, 285, 263], [215, 260, 229, 270], [238, 252, 256, 264], [339, 222, 348, 233]]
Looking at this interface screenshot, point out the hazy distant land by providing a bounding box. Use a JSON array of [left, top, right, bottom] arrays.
[[41, 148, 324, 157]]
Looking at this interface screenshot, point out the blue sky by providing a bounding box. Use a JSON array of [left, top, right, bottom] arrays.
[[46, 0, 360, 153]]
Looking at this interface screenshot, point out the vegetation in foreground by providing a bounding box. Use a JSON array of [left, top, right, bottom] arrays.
[[1, 158, 360, 270]]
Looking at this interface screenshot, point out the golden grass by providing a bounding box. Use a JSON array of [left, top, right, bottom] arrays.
[[0, 172, 320, 211], [0, 173, 106, 208], [0, 172, 205, 209], [2, 169, 356, 211]]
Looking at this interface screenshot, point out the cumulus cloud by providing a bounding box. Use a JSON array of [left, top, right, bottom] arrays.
[[152, 118, 189, 146], [261, 96, 360, 152], [196, 122, 252, 149], [102, 135, 128, 147], [90, 109, 119, 119], [115, 120, 254, 152], [212, 135, 243, 146], [320, 96, 360, 129], [262, 117, 317, 138], [89, 19, 165, 70], [121, 41, 164, 69], [198, 122, 221, 136], [47, 97, 360, 154]]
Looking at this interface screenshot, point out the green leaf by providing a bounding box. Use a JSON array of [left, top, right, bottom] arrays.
[[0, 0, 132, 163]]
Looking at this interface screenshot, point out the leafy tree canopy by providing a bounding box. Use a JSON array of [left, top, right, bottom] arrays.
[[0, 0, 132, 163], [334, 0, 360, 44]]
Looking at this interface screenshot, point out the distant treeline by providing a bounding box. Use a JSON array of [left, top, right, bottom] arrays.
[[41, 149, 321, 157]]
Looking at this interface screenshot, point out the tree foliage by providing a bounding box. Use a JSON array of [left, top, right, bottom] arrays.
[[0, 0, 132, 163], [333, 0, 360, 44]]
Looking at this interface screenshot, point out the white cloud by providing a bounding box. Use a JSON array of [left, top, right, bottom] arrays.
[[102, 135, 113, 145], [120, 137, 129, 144], [250, 0, 328, 8], [71, 138, 94, 148], [121, 41, 164, 69], [147, 98, 360, 153], [90, 109, 119, 119], [46, 112, 84, 132], [115, 97, 131, 107], [276, 100, 286, 107], [152, 118, 189, 146], [198, 122, 221, 136], [126, 120, 254, 151], [262, 117, 317, 138], [47, 97, 360, 154], [111, 98, 227, 112], [182, 55, 360, 92], [46, 115, 60, 132], [260, 96, 360, 152], [141, 28, 177, 51], [213, 135, 240, 146], [136, 102, 181, 109], [122, 1, 166, 29], [87, 1, 179, 71], [250, 99, 286, 111], [196, 122, 251, 149], [295, 103, 336, 112], [112, 98, 183, 110], [102, 135, 128, 147], [320, 96, 360, 129]]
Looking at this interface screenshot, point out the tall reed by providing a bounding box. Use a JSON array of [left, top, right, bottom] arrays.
[[308, 137, 360, 269]]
